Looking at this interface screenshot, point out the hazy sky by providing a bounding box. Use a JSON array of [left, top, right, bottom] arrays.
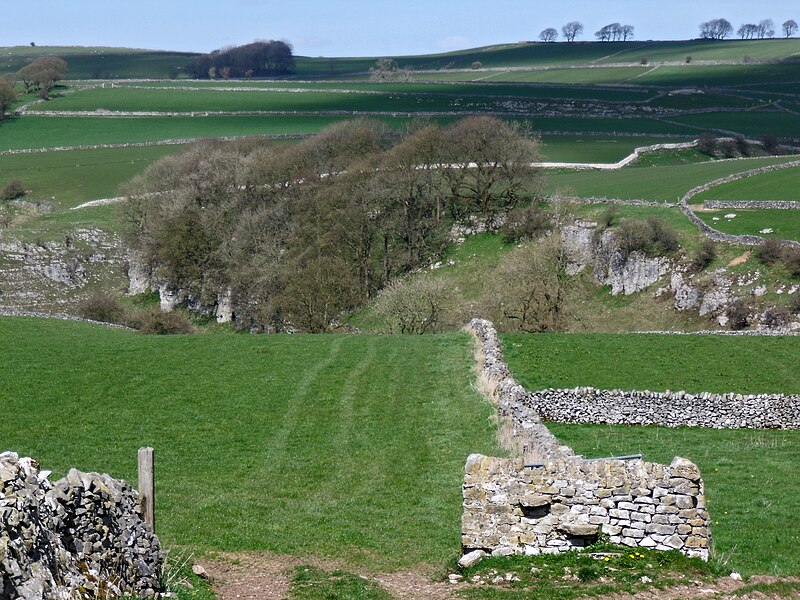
[[6, 1, 798, 56]]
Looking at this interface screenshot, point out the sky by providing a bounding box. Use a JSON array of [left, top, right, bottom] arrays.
[[5, 1, 798, 56]]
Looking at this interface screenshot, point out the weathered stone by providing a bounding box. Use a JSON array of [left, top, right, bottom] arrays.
[[458, 550, 486, 568]]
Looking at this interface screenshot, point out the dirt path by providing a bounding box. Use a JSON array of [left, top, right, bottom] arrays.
[[195, 552, 800, 599], [199, 553, 458, 600]]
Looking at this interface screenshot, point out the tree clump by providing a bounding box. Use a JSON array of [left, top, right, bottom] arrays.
[[369, 58, 413, 82], [188, 40, 294, 79], [17, 56, 67, 96], [0, 79, 17, 119], [121, 117, 542, 332]]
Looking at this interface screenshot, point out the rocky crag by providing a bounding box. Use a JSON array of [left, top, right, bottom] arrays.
[[0, 452, 162, 599]]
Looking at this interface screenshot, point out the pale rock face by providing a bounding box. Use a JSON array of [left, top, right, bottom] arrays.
[[560, 221, 597, 275], [159, 283, 183, 312], [126, 251, 151, 295], [215, 288, 234, 323], [670, 272, 702, 311], [592, 230, 671, 296]]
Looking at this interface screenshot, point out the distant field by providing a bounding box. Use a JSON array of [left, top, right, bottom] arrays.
[[545, 155, 800, 202], [0, 145, 180, 207], [0, 318, 500, 569], [113, 80, 658, 102], [669, 110, 800, 138], [538, 135, 693, 163], [593, 39, 800, 64], [550, 423, 800, 576], [0, 114, 401, 151], [413, 67, 650, 85], [31, 86, 516, 114], [694, 208, 800, 241], [695, 166, 800, 202], [0, 46, 198, 79], [502, 332, 800, 394]]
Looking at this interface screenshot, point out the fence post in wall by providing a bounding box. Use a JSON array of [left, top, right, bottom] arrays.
[[138, 447, 155, 532]]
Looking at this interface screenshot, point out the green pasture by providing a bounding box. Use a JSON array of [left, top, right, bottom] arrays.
[[502, 332, 800, 394], [694, 166, 800, 202], [668, 110, 800, 138], [694, 208, 800, 241], [31, 85, 611, 115], [0, 145, 180, 208], [538, 136, 693, 163], [549, 423, 800, 576], [545, 155, 800, 202], [114, 80, 658, 102], [0, 114, 400, 151], [0, 46, 198, 79], [593, 38, 800, 64], [0, 318, 500, 570], [414, 67, 651, 85]]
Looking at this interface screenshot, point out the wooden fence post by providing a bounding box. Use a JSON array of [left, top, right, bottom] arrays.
[[138, 447, 155, 532]]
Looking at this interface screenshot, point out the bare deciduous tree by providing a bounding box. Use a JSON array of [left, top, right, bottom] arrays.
[[539, 28, 558, 43], [757, 19, 775, 39], [699, 18, 733, 40], [561, 21, 583, 42], [783, 19, 798, 38]]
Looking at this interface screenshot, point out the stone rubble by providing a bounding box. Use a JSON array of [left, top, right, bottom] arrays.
[[0, 452, 163, 599]]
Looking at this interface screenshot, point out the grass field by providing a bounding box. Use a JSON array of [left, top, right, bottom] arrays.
[[0, 114, 399, 151], [0, 318, 501, 570], [694, 166, 800, 202], [502, 332, 800, 394], [669, 110, 800, 138], [501, 331, 800, 575], [545, 155, 800, 202], [0, 145, 181, 207], [694, 208, 800, 241], [549, 423, 800, 576]]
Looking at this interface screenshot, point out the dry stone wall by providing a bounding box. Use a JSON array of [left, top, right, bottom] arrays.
[[704, 200, 800, 210], [0, 452, 162, 599], [464, 319, 711, 560]]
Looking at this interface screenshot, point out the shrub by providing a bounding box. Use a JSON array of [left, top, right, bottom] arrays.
[[719, 140, 737, 159], [500, 205, 552, 243], [762, 306, 790, 329], [129, 307, 195, 335], [471, 61, 483, 70], [761, 134, 780, 154], [789, 292, 800, 314], [374, 275, 459, 334], [77, 293, 127, 324], [783, 246, 800, 278], [690, 239, 717, 271], [597, 205, 619, 230], [726, 299, 750, 330], [640, 57, 649, 65], [756, 238, 786, 266], [734, 135, 750, 156], [685, 56, 693, 64], [615, 217, 679, 259], [1, 179, 26, 200], [697, 134, 718, 156]]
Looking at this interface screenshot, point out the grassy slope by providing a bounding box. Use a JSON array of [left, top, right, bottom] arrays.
[[695, 166, 800, 201], [0, 318, 501, 570], [502, 333, 800, 394], [0, 115, 395, 151], [0, 145, 180, 208], [545, 155, 800, 202], [694, 208, 800, 241], [549, 423, 800, 576], [0, 46, 198, 79], [502, 332, 800, 575]]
